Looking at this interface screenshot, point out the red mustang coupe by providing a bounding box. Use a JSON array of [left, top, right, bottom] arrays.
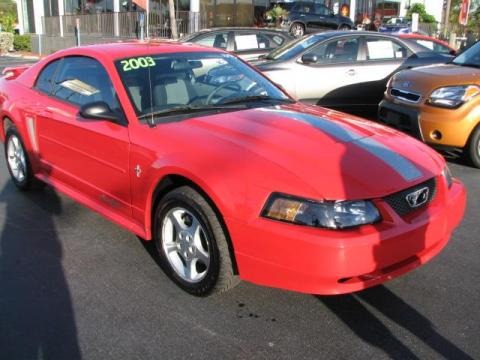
[[0, 42, 466, 296]]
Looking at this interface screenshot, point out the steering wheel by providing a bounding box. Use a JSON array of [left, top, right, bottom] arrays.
[[206, 82, 242, 104]]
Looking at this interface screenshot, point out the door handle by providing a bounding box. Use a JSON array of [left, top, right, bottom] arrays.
[[346, 69, 356, 76]]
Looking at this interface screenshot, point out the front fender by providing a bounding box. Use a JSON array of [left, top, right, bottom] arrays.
[[131, 147, 315, 240]]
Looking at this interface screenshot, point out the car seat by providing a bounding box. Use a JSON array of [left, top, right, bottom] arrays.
[[213, 34, 227, 49], [341, 41, 358, 61], [152, 60, 197, 107]]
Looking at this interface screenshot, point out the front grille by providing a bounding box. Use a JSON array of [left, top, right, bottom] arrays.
[[390, 88, 421, 103], [378, 107, 422, 139], [383, 178, 436, 216]]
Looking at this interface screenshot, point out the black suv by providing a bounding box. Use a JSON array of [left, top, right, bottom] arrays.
[[281, 2, 353, 36]]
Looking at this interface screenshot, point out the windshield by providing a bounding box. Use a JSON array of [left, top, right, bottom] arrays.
[[265, 34, 325, 61], [453, 41, 480, 67], [115, 52, 290, 119]]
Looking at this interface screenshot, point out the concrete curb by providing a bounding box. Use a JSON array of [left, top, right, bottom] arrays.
[[1, 53, 40, 60]]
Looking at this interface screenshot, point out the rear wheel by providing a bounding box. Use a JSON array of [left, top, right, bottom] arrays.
[[290, 23, 305, 37], [464, 125, 480, 168], [4, 127, 34, 191], [154, 186, 238, 296]]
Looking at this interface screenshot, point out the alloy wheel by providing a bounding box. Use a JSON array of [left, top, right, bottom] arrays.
[[7, 135, 27, 182], [161, 207, 211, 283]]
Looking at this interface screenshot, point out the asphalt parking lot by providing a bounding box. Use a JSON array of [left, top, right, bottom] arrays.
[[0, 56, 479, 360]]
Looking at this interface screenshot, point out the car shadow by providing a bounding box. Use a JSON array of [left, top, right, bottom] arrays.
[[317, 286, 473, 359], [0, 181, 82, 359]]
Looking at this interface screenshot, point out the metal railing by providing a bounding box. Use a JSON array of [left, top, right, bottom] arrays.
[[43, 11, 207, 39]]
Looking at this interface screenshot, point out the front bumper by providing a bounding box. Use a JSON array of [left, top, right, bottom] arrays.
[[226, 179, 466, 295], [379, 98, 480, 148]]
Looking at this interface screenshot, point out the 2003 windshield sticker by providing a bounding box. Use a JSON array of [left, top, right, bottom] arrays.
[[121, 57, 156, 71]]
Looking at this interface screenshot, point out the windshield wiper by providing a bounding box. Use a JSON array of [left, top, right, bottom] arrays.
[[138, 104, 241, 120], [219, 95, 295, 105]]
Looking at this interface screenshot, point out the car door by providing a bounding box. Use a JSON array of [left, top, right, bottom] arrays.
[[232, 30, 288, 61], [232, 30, 263, 61], [314, 4, 337, 30], [349, 35, 411, 116], [295, 3, 318, 33], [34, 56, 132, 218], [291, 35, 362, 109]]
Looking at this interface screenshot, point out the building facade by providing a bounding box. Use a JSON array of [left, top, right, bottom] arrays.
[[15, 0, 446, 36]]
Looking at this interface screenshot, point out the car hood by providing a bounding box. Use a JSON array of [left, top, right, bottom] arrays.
[[178, 103, 441, 200], [392, 63, 480, 94]]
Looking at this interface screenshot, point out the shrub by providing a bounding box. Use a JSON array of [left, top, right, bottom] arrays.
[[265, 5, 289, 25], [0, 32, 14, 53], [13, 34, 31, 51]]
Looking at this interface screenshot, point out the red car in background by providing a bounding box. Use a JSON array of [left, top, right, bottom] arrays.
[[0, 42, 466, 296], [397, 34, 457, 55]]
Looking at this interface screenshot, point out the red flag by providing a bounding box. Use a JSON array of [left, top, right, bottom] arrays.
[[133, 0, 148, 10], [459, 0, 470, 25]]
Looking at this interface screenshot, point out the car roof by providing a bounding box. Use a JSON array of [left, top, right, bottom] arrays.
[[270, 31, 440, 59], [181, 27, 291, 40], [397, 34, 452, 45], [187, 27, 289, 33], [50, 40, 223, 62], [307, 30, 412, 40]]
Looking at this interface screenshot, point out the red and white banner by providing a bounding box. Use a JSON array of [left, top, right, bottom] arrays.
[[459, 0, 470, 26]]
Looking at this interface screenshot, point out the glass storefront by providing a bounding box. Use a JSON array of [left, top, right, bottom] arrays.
[[201, 0, 254, 26], [44, 0, 59, 16], [353, 0, 401, 28], [64, 0, 115, 14]]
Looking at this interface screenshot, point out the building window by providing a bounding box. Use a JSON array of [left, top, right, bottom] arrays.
[[64, 0, 115, 14], [43, 0, 59, 17]]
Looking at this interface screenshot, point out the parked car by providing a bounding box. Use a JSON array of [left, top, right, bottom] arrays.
[[0, 42, 465, 296], [180, 27, 292, 61], [379, 40, 480, 167], [281, 2, 353, 37], [397, 34, 457, 55], [253, 31, 453, 118], [378, 17, 410, 33]]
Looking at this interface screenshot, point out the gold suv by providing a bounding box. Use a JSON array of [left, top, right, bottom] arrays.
[[379, 41, 480, 167]]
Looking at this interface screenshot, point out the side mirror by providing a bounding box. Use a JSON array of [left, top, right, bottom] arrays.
[[79, 101, 119, 122], [449, 49, 457, 56], [301, 53, 318, 64]]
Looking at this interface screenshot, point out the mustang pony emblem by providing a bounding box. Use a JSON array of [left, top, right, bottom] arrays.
[[406, 187, 429, 208]]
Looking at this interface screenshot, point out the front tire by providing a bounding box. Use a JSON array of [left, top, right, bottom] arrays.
[[154, 186, 239, 296], [4, 127, 34, 191], [338, 24, 351, 30], [465, 125, 480, 168]]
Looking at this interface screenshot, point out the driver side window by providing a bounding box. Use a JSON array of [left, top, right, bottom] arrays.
[[52, 56, 120, 113]]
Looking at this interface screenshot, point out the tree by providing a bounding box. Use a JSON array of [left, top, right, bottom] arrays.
[[449, 0, 480, 30], [168, 0, 178, 40], [0, 0, 17, 33], [406, 3, 436, 23]]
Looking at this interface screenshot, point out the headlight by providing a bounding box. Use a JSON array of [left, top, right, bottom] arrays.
[[442, 166, 453, 189], [427, 85, 480, 108], [261, 193, 381, 229]]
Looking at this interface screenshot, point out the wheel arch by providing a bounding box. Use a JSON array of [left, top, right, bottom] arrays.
[[148, 173, 239, 275], [466, 115, 480, 141], [2, 116, 14, 141]]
